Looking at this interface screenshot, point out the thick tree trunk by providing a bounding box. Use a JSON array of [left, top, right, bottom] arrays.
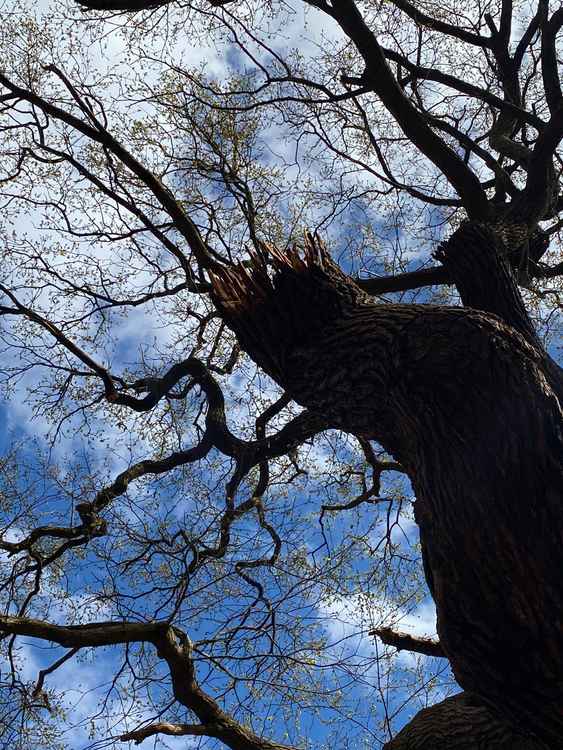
[[383, 692, 549, 749], [211, 229, 563, 746]]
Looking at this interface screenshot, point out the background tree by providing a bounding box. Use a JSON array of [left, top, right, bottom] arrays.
[[0, 0, 561, 748]]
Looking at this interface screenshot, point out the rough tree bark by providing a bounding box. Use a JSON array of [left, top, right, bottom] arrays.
[[384, 692, 550, 750], [211, 226, 563, 748]]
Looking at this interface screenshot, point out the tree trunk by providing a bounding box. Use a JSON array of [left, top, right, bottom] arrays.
[[383, 692, 549, 749], [211, 228, 563, 746]]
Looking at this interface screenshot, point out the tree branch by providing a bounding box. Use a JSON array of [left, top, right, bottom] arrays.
[[388, 0, 491, 48], [541, 6, 563, 115], [322, 0, 491, 218], [0, 71, 215, 272], [0, 357, 326, 568], [0, 616, 296, 750], [381, 46, 542, 130], [371, 627, 445, 658], [76, 0, 172, 11], [507, 108, 563, 225], [120, 722, 212, 743]]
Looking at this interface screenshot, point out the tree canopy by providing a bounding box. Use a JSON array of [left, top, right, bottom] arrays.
[[0, 0, 561, 748]]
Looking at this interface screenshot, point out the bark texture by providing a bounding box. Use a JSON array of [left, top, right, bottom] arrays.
[[383, 692, 549, 749], [211, 229, 563, 746]]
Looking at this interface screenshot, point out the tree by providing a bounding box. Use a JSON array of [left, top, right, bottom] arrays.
[[0, 0, 561, 748]]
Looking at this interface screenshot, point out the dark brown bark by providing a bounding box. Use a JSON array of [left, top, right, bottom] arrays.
[[435, 224, 540, 346], [383, 692, 549, 749], [212, 230, 563, 746]]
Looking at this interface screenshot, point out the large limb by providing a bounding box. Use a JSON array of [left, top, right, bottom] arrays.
[[0, 356, 326, 572], [0, 616, 294, 750], [510, 7, 563, 224], [76, 0, 172, 8], [435, 224, 540, 347], [317, 0, 489, 219], [387, 0, 490, 48], [211, 235, 563, 744], [354, 227, 561, 295]]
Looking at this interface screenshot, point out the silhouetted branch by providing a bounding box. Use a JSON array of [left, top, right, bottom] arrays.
[[371, 627, 445, 658]]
